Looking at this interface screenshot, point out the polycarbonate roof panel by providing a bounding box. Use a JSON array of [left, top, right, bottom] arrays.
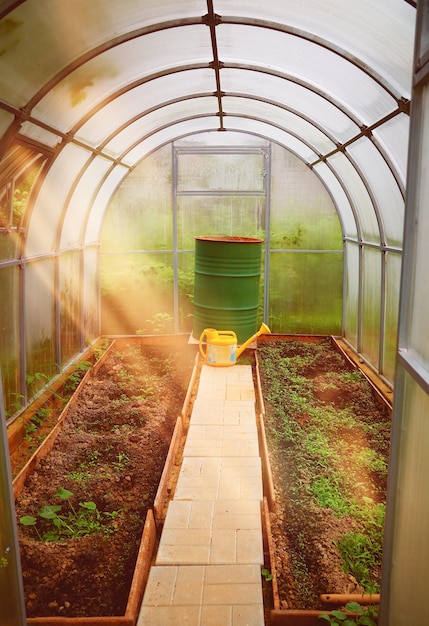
[[75, 68, 216, 147], [0, 0, 206, 107], [84, 165, 130, 244], [26, 144, 92, 256], [222, 117, 319, 162], [216, 0, 414, 97], [328, 152, 381, 243], [220, 68, 360, 142], [216, 24, 399, 124], [313, 162, 357, 238], [19, 122, 62, 148], [123, 119, 222, 166], [222, 96, 337, 156], [103, 97, 218, 158], [61, 156, 114, 248], [372, 113, 410, 188], [346, 137, 404, 247], [31, 24, 211, 132]]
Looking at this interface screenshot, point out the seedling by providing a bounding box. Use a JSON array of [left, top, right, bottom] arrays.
[[19, 486, 120, 542], [318, 601, 378, 625], [261, 568, 273, 582]]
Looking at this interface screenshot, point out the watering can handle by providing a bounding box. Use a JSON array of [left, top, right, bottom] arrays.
[[199, 330, 210, 360]]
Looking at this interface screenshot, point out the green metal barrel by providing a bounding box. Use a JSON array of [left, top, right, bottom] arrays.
[[193, 235, 263, 343]]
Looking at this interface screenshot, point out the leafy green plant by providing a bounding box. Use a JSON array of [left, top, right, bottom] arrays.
[[19, 487, 120, 542], [261, 568, 273, 582], [318, 601, 378, 625]]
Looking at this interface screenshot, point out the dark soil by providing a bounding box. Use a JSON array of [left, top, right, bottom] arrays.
[[257, 338, 391, 611], [15, 342, 197, 618]]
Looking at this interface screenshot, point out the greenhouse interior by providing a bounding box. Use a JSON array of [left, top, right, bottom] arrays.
[[0, 0, 428, 624]]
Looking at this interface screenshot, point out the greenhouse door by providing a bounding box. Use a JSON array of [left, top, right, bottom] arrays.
[[173, 144, 269, 332]]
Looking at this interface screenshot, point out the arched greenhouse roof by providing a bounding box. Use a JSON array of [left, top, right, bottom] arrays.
[[0, 0, 416, 257]]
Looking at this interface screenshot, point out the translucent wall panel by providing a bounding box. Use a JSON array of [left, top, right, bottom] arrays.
[[82, 247, 99, 342], [313, 162, 357, 238], [383, 251, 401, 380], [361, 246, 381, 367], [178, 152, 265, 193], [61, 156, 113, 248], [177, 195, 265, 250], [346, 137, 404, 247], [270, 145, 342, 250], [178, 251, 195, 334], [59, 252, 81, 365], [85, 164, 129, 245], [268, 251, 342, 334], [387, 370, 429, 624], [328, 152, 380, 243], [26, 144, 92, 256], [343, 241, 359, 346], [101, 146, 172, 251], [0, 266, 21, 417], [25, 260, 56, 398], [100, 252, 174, 335]]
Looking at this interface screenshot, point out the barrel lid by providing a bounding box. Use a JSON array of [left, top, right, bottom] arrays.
[[195, 235, 263, 243]]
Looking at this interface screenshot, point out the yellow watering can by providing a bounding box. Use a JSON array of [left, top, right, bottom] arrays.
[[199, 323, 271, 367]]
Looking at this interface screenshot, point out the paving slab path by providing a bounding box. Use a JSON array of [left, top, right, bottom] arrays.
[[138, 364, 265, 626]]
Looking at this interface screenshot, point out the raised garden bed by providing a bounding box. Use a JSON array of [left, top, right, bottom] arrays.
[[13, 337, 198, 624], [256, 336, 389, 625]]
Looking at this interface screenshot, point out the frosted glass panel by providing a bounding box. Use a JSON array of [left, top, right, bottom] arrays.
[[0, 266, 21, 416], [25, 260, 56, 398], [344, 242, 359, 346], [388, 372, 429, 624], [270, 146, 342, 250], [361, 246, 381, 366], [268, 251, 342, 334]]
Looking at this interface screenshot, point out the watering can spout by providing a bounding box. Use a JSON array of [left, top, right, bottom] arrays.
[[236, 322, 271, 358]]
